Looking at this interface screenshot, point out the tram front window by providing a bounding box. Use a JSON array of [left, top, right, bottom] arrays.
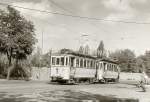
[[52, 57, 56, 65]]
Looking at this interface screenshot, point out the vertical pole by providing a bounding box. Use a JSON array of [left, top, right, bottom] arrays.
[[49, 49, 52, 80]]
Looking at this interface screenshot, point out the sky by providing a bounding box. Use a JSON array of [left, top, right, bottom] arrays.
[[0, 0, 150, 56]]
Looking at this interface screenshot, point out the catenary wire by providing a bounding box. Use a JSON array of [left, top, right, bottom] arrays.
[[0, 2, 150, 24]]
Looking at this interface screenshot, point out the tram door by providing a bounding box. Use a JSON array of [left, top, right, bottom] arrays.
[[70, 57, 76, 77], [97, 62, 104, 80]]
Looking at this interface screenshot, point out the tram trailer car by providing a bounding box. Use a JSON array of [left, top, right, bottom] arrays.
[[96, 59, 120, 83], [50, 52, 97, 83]]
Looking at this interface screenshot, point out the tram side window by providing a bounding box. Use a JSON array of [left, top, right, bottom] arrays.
[[104, 63, 107, 71], [84, 60, 86, 68], [107, 64, 110, 71], [76, 58, 79, 67], [52, 57, 56, 65], [114, 65, 118, 72], [80, 59, 83, 68], [112, 65, 114, 71], [110, 64, 113, 71], [108, 64, 112, 71], [93, 61, 96, 69], [99, 63, 101, 69], [70, 57, 75, 67], [100, 63, 103, 70], [56, 58, 60, 65], [66, 57, 68, 65], [60, 57, 64, 66], [90, 61, 93, 68], [87, 60, 90, 68], [96, 63, 99, 69]]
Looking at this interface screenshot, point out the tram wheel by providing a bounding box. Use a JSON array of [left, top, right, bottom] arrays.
[[89, 78, 94, 84], [114, 77, 119, 83], [67, 79, 75, 85], [104, 78, 109, 84]]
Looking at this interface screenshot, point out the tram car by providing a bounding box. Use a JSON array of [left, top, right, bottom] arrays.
[[50, 50, 97, 83], [96, 59, 120, 83], [50, 50, 120, 84]]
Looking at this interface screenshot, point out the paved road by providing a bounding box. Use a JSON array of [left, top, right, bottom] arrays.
[[0, 80, 147, 102]]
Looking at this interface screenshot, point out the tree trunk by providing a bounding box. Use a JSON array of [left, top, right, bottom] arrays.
[[6, 50, 12, 80], [7, 67, 11, 80], [7, 57, 12, 80]]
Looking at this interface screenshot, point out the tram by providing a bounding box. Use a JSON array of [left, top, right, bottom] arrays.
[[50, 50, 96, 83], [96, 59, 120, 83], [50, 50, 120, 84]]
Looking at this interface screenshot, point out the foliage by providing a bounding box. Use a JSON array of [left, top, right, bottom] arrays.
[[109, 49, 137, 72], [30, 47, 52, 67], [137, 51, 150, 74], [41, 52, 51, 67], [79, 46, 84, 54], [30, 47, 41, 67], [97, 41, 106, 58], [0, 53, 8, 78], [0, 6, 37, 79], [78, 45, 90, 55], [10, 59, 32, 80], [84, 44, 90, 55]]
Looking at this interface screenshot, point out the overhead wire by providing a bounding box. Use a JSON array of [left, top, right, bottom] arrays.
[[0, 2, 150, 24], [49, 0, 73, 14]]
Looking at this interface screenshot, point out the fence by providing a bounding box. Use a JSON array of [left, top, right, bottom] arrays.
[[30, 67, 50, 81]]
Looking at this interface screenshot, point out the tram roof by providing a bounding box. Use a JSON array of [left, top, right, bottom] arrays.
[[52, 49, 118, 64], [96, 58, 118, 64], [52, 51, 96, 59]]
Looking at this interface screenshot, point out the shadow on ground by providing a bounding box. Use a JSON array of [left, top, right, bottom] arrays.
[[0, 90, 139, 102]]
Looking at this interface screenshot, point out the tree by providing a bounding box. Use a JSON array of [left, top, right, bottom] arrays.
[[0, 6, 36, 79], [109, 49, 136, 72], [79, 46, 84, 54], [137, 51, 150, 74], [41, 50, 52, 67], [0, 53, 8, 78], [84, 44, 90, 55], [30, 47, 42, 67], [97, 41, 106, 58]]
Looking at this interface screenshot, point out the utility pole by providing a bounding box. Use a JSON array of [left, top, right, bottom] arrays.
[[49, 49, 52, 80], [39, 29, 44, 80]]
